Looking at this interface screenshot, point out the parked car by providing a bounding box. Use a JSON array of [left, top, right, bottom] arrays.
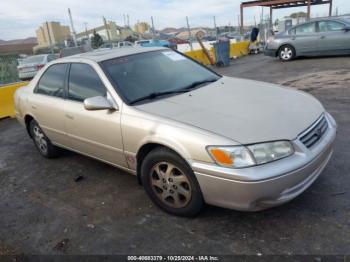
[[134, 39, 175, 48], [14, 47, 336, 216], [17, 54, 57, 80], [220, 32, 242, 41], [265, 17, 350, 61], [59, 46, 87, 58], [97, 41, 133, 50]]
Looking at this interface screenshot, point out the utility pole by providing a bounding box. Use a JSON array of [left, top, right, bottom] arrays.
[[307, 0, 311, 21], [45, 21, 54, 53], [237, 15, 240, 32], [127, 14, 130, 28], [186, 16, 193, 51], [213, 16, 218, 41], [329, 0, 333, 17], [103, 16, 112, 45], [68, 8, 77, 47], [151, 16, 156, 38], [84, 22, 88, 38]]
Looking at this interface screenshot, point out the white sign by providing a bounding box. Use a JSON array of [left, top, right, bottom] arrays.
[[162, 51, 186, 61]]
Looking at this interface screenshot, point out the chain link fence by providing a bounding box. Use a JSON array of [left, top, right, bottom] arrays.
[[0, 54, 20, 85]]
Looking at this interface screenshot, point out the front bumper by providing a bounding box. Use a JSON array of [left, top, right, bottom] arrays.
[[192, 113, 337, 211], [264, 48, 277, 57]]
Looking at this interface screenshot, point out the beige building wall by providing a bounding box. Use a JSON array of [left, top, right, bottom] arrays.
[[76, 21, 136, 42], [134, 22, 150, 34], [35, 22, 71, 47], [36, 27, 47, 46]]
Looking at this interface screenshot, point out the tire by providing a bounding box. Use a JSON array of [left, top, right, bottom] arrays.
[[141, 147, 204, 217], [29, 120, 58, 158], [278, 45, 295, 62]]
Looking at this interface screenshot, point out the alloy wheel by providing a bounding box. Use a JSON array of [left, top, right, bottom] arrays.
[[149, 162, 192, 208], [280, 46, 293, 60], [32, 125, 48, 155]]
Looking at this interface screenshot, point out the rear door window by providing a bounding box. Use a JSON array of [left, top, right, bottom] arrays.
[[36, 63, 68, 98], [68, 63, 107, 102]]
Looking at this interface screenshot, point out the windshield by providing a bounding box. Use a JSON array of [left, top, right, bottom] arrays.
[[101, 50, 220, 104], [23, 55, 45, 64]]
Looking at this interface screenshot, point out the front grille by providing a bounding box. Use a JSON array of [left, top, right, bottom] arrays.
[[299, 115, 328, 148]]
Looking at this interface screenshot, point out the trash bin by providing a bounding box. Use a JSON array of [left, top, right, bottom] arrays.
[[213, 40, 230, 67]]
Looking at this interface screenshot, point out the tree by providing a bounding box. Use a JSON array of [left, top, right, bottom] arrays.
[[91, 30, 104, 49], [288, 12, 307, 19]]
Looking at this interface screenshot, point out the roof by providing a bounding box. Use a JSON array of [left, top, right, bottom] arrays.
[[59, 46, 167, 62], [241, 0, 331, 9], [297, 16, 350, 24]]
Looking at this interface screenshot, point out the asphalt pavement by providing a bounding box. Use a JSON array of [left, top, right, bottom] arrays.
[[0, 54, 349, 255]]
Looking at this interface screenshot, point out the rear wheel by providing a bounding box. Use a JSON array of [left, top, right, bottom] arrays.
[[141, 147, 204, 217], [278, 45, 295, 61], [29, 120, 58, 158]]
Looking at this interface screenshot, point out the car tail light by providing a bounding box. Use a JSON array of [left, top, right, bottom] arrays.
[[35, 64, 45, 70]]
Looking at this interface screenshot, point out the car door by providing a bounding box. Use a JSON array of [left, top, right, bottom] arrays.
[[30, 63, 70, 146], [293, 22, 318, 55], [318, 20, 350, 54], [64, 62, 127, 167]]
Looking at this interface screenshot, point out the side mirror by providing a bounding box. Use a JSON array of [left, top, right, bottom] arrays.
[[84, 96, 115, 111], [342, 26, 350, 32]]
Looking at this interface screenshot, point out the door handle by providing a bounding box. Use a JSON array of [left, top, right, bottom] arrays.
[[320, 35, 326, 39], [31, 105, 37, 109], [65, 114, 74, 120]]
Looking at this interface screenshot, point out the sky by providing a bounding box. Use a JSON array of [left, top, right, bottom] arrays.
[[1, 0, 349, 40]]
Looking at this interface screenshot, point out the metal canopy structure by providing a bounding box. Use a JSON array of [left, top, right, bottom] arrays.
[[240, 0, 333, 32]]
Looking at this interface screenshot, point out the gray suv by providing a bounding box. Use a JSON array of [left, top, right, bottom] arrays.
[[265, 17, 350, 61]]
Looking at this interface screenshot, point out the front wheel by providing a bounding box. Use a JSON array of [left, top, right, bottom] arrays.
[[278, 45, 295, 61], [141, 147, 204, 217]]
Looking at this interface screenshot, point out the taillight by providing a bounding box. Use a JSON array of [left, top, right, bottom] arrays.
[[35, 64, 45, 70]]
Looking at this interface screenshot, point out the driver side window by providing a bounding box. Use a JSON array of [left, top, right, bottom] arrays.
[[295, 23, 316, 35], [68, 63, 107, 102]]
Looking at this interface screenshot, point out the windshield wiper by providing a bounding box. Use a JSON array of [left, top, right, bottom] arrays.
[[129, 78, 219, 105], [129, 89, 189, 105], [179, 78, 219, 92]]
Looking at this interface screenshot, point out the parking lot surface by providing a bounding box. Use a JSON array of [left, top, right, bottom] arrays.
[[1, 54, 350, 255]]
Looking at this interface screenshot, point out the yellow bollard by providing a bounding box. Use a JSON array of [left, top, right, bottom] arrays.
[[0, 82, 28, 119], [184, 41, 250, 65]]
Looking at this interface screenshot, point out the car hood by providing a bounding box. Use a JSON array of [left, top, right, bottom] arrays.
[[135, 76, 324, 144]]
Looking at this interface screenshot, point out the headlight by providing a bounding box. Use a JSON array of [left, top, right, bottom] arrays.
[[248, 141, 294, 165], [207, 141, 294, 168]]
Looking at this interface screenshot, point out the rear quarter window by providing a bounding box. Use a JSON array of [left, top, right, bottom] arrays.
[[35, 63, 68, 98]]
